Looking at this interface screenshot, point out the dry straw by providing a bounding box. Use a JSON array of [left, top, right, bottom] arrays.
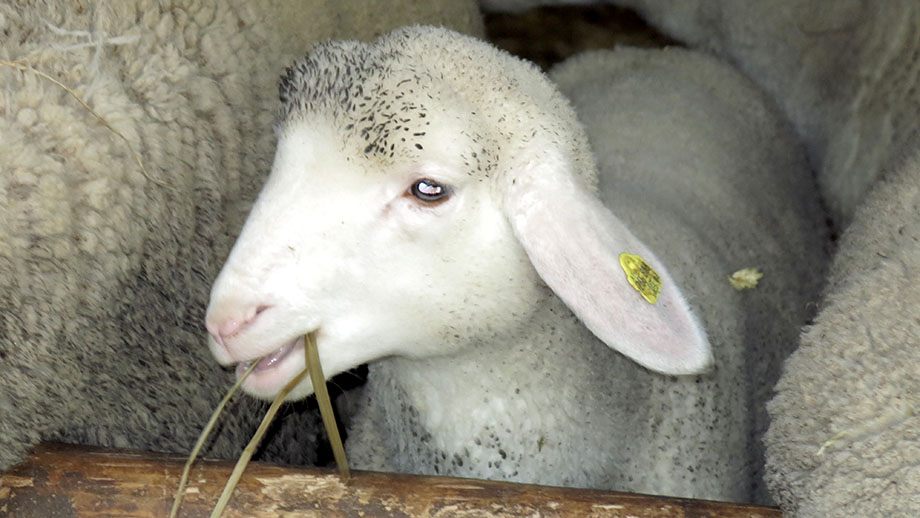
[[208, 362, 311, 517], [168, 361, 260, 518], [171, 333, 350, 517], [305, 332, 350, 479]]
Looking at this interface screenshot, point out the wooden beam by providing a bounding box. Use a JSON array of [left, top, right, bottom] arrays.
[[1, 443, 782, 517]]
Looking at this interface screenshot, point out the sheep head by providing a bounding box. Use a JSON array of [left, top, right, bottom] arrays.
[[205, 26, 710, 401]]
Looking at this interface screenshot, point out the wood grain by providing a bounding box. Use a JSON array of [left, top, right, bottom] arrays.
[[1, 443, 782, 517]]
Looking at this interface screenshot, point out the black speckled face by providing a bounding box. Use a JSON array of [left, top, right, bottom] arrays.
[[278, 38, 498, 177], [279, 40, 436, 164]]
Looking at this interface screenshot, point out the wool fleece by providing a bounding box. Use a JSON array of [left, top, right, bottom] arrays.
[[0, 0, 483, 470]]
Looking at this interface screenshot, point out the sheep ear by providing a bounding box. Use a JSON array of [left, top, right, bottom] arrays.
[[504, 161, 712, 375]]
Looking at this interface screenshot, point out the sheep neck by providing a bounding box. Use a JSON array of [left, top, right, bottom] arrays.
[[367, 293, 647, 486]]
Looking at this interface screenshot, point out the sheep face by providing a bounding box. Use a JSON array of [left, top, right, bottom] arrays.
[[206, 26, 711, 402], [206, 110, 546, 401]]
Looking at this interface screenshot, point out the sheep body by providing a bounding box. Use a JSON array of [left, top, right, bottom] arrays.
[[480, 3, 920, 512], [604, 0, 920, 228], [764, 149, 920, 517], [0, 0, 482, 471], [206, 27, 826, 502], [548, 46, 828, 503], [566, 3, 920, 513]]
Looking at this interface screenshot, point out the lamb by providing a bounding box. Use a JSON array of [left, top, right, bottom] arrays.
[[205, 26, 827, 502], [0, 0, 482, 471], [561, 4, 920, 515], [485, 3, 920, 514], [763, 148, 920, 517], [551, 48, 831, 504]]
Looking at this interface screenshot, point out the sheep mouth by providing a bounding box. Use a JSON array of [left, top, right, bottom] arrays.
[[235, 336, 303, 378]]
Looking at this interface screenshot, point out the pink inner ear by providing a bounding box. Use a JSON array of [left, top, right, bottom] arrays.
[[505, 171, 712, 375]]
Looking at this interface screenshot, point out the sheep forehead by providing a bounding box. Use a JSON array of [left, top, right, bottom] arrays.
[[278, 29, 485, 121], [276, 27, 597, 190], [278, 39, 436, 161], [276, 28, 549, 177]]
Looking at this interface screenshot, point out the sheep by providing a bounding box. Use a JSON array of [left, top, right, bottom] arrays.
[[487, 2, 920, 514], [551, 47, 833, 504], [536, 2, 920, 514], [609, 0, 920, 230], [205, 26, 827, 502], [0, 1, 483, 472], [763, 147, 920, 517], [563, 4, 920, 515]]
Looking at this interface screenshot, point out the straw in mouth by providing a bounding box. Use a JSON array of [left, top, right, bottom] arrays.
[[235, 337, 300, 376]]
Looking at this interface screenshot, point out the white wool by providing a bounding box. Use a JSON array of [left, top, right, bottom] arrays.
[[480, 0, 920, 230], [765, 150, 920, 517], [612, 0, 920, 229], [0, 0, 483, 471], [207, 27, 826, 503], [538, 2, 920, 515]]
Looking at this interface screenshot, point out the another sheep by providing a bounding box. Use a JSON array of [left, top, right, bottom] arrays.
[[481, 0, 920, 229], [0, 1, 483, 471], [205, 26, 827, 502], [536, 2, 920, 514], [551, 47, 831, 503], [763, 148, 920, 517], [608, 0, 920, 229], [482, 4, 920, 513]]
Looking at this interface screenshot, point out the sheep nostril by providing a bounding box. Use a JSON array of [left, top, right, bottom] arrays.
[[218, 318, 247, 340], [205, 305, 273, 345], [205, 318, 222, 345]]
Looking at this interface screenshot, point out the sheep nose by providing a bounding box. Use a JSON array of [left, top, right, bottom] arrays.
[[205, 304, 271, 346]]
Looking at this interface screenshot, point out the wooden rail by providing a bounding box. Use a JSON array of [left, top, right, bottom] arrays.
[[1, 443, 782, 517]]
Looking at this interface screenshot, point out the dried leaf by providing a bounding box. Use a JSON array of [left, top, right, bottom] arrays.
[[729, 267, 763, 290]]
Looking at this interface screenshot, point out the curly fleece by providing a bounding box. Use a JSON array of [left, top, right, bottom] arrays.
[[0, 0, 482, 470], [765, 149, 920, 517]]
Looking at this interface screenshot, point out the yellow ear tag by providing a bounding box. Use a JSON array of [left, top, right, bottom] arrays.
[[618, 252, 661, 304]]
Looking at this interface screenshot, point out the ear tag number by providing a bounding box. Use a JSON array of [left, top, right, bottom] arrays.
[[618, 253, 661, 304]]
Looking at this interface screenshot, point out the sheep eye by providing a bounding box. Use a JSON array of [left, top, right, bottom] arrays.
[[410, 179, 451, 203]]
